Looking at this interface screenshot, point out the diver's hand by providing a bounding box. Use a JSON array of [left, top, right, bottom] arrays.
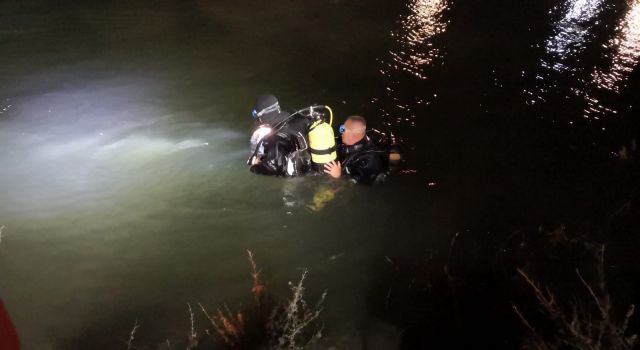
[[324, 160, 342, 178], [251, 156, 262, 165]]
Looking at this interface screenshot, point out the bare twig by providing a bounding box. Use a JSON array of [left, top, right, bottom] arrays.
[[187, 303, 197, 348], [198, 303, 220, 330], [517, 269, 559, 317], [385, 286, 392, 310], [198, 302, 244, 346], [126, 320, 139, 350], [621, 305, 636, 337], [511, 303, 553, 350], [444, 232, 460, 294], [247, 250, 260, 282], [612, 201, 631, 217], [516, 262, 637, 350], [576, 268, 608, 320], [247, 249, 266, 304], [512, 303, 536, 333], [445, 232, 459, 270]]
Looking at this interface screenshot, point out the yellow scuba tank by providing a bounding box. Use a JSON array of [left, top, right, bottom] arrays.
[[308, 106, 337, 167]]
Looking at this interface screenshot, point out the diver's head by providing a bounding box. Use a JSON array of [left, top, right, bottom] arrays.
[[252, 94, 284, 126], [341, 115, 367, 146]]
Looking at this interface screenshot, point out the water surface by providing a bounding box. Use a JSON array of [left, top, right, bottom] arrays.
[[1, 0, 639, 348]]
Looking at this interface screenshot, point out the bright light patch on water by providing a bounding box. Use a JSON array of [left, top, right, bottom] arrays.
[[378, 0, 449, 127], [525, 0, 604, 108], [544, 0, 605, 68], [385, 0, 449, 80], [592, 0, 640, 92], [583, 0, 640, 117], [0, 84, 245, 219]]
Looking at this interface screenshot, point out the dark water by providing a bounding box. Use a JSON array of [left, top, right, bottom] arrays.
[[0, 0, 639, 349]]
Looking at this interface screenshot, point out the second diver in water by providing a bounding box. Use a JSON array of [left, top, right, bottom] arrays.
[[248, 94, 337, 176], [324, 115, 391, 184]]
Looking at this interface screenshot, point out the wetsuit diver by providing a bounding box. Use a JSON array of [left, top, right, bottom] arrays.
[[325, 115, 390, 184], [248, 94, 313, 176]]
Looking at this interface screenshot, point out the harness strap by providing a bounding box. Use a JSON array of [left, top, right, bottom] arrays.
[[342, 149, 387, 167], [310, 145, 336, 155]]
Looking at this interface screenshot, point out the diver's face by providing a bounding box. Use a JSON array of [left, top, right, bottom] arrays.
[[341, 120, 366, 146]]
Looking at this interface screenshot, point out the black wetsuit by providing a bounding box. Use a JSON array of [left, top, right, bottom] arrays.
[[250, 113, 312, 176], [338, 136, 389, 184]]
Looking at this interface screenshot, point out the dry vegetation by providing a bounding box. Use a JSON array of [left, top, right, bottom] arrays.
[[513, 246, 638, 350], [126, 250, 326, 350]]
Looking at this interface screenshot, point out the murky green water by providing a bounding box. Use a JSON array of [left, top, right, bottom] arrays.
[[1, 0, 639, 348]]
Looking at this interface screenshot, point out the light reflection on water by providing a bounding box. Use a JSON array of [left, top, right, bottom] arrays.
[[385, 0, 449, 80], [526, 0, 604, 108], [379, 0, 449, 127], [544, 0, 605, 71], [526, 0, 640, 126], [585, 0, 640, 116]]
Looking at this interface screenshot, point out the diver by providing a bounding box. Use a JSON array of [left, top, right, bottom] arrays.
[[248, 94, 337, 176], [248, 94, 312, 176], [324, 115, 394, 184]]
